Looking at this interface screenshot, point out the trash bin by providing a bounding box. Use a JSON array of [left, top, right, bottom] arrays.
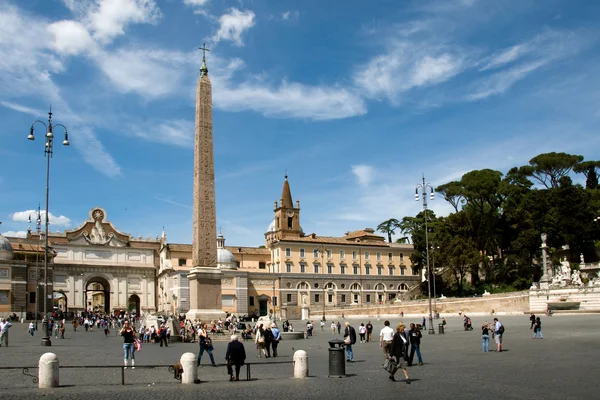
[[328, 339, 346, 378], [438, 324, 445, 334]]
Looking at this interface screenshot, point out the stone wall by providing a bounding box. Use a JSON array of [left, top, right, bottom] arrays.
[[319, 291, 531, 318], [529, 287, 600, 312]]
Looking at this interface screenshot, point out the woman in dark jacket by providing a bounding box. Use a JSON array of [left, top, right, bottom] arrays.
[[389, 323, 411, 384], [225, 335, 247, 381]]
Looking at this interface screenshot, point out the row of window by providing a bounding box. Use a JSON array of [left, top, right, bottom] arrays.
[[247, 292, 403, 306], [284, 262, 418, 276], [282, 248, 405, 262]]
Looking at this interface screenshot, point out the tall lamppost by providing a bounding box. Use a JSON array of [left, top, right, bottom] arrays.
[[269, 238, 277, 320], [415, 175, 435, 335], [28, 107, 70, 346], [27, 206, 42, 331], [431, 244, 440, 318], [320, 246, 327, 321]]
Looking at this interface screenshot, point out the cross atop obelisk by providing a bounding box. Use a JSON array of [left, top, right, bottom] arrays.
[[187, 41, 224, 321], [199, 43, 210, 76]]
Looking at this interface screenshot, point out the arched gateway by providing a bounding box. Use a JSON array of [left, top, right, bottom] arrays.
[[85, 276, 111, 313]]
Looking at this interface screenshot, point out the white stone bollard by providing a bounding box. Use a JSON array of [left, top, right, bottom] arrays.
[[38, 352, 59, 388], [180, 352, 199, 384], [293, 350, 309, 379]]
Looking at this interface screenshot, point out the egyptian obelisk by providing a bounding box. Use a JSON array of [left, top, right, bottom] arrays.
[[186, 45, 225, 321]]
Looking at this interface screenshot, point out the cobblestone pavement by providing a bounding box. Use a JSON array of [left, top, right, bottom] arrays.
[[0, 315, 598, 399]]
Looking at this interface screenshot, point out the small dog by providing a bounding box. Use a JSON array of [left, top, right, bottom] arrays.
[[171, 362, 184, 380]]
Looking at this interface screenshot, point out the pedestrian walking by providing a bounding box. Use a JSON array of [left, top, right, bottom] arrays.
[[359, 323, 367, 343], [336, 321, 341, 334], [120, 320, 136, 369], [408, 323, 423, 366], [379, 320, 394, 357], [481, 321, 491, 352], [366, 321, 373, 342], [422, 316, 426, 330], [225, 334, 246, 381], [271, 324, 281, 357], [533, 317, 543, 339], [264, 325, 274, 358], [28, 321, 35, 337], [159, 324, 169, 347], [331, 322, 336, 334], [0, 318, 13, 346], [255, 323, 268, 358], [343, 322, 357, 362], [320, 320, 325, 331], [529, 313, 536, 329], [388, 323, 411, 384], [197, 323, 217, 366]]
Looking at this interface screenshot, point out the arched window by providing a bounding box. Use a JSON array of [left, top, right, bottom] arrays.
[[375, 283, 385, 291], [297, 282, 310, 290], [350, 283, 361, 291], [399, 283, 408, 291], [325, 282, 336, 290]]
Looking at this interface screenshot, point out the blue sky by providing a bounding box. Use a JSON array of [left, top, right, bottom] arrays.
[[1, 0, 600, 246]]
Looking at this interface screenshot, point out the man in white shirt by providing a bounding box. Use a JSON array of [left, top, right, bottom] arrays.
[[379, 320, 395, 358], [0, 318, 13, 347], [493, 318, 503, 352]]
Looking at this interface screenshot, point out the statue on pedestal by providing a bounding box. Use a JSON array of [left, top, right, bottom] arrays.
[[580, 253, 585, 265], [560, 257, 572, 280], [571, 270, 583, 286]]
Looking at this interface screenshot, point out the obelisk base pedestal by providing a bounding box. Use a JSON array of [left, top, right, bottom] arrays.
[[187, 267, 225, 322]]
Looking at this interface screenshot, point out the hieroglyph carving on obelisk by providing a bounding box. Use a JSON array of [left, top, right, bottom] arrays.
[[192, 45, 217, 269]]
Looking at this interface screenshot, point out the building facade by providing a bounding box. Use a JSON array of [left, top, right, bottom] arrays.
[[3, 178, 419, 319]]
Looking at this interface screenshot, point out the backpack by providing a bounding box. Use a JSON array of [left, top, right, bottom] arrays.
[[498, 325, 505, 335]]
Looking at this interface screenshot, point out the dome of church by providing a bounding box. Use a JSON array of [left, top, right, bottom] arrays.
[[267, 219, 276, 232], [218, 247, 236, 264], [0, 233, 14, 261]]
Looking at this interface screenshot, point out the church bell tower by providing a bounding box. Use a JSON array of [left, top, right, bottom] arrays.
[[272, 175, 302, 240]]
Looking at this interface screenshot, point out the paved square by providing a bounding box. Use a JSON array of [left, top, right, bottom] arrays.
[[0, 314, 598, 399]]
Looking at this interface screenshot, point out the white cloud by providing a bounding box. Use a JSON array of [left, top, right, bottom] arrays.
[[354, 39, 467, 101], [183, 0, 210, 5], [12, 210, 72, 226], [47, 20, 95, 55], [87, 0, 162, 43], [479, 44, 527, 71], [468, 30, 586, 100], [130, 119, 194, 147], [214, 80, 366, 120], [282, 11, 299, 21], [0, 5, 121, 178], [467, 60, 546, 100], [212, 8, 255, 46], [95, 47, 190, 98], [1, 230, 28, 238], [411, 54, 463, 86], [351, 165, 375, 186], [0, 101, 44, 116]]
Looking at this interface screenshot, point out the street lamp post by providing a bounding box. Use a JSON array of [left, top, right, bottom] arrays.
[[269, 239, 277, 321], [28, 107, 70, 346], [28, 206, 42, 331], [415, 175, 435, 335], [320, 247, 327, 321], [431, 245, 439, 318]]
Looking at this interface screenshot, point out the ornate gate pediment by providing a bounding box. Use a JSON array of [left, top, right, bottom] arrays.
[[65, 208, 131, 247]]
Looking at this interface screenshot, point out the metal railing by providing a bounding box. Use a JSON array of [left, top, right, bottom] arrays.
[[0, 360, 294, 386]]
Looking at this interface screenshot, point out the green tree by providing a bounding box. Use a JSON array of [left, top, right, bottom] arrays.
[[574, 160, 600, 189], [523, 152, 584, 189], [435, 181, 464, 212], [377, 218, 400, 243]]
